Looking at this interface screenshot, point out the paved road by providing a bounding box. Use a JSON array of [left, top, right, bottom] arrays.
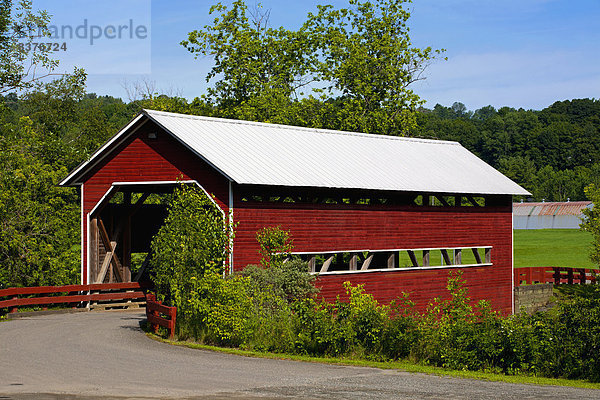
[[0, 310, 598, 400]]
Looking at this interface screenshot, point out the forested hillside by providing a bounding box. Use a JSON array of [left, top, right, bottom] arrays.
[[415, 99, 600, 202]]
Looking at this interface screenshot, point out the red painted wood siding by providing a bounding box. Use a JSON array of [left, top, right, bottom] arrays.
[[315, 266, 511, 315], [80, 121, 230, 283], [76, 117, 513, 313], [233, 200, 513, 314]]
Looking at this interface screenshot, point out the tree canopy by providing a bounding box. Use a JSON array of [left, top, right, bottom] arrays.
[[181, 0, 444, 134], [415, 99, 600, 202], [0, 0, 58, 93]]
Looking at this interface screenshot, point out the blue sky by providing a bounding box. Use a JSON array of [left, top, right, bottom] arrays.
[[33, 0, 600, 111]]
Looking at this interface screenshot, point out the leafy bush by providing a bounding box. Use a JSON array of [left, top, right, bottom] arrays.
[[291, 297, 354, 356], [414, 272, 504, 371], [242, 258, 317, 302], [255, 225, 294, 268], [243, 290, 296, 353], [149, 183, 230, 308], [179, 272, 253, 346], [242, 226, 316, 302]]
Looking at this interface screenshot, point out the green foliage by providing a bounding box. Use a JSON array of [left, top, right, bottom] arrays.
[[255, 225, 293, 268], [0, 0, 57, 93], [414, 272, 503, 370], [179, 272, 254, 346], [415, 99, 600, 201], [242, 258, 317, 303], [182, 1, 313, 117], [581, 184, 600, 266], [0, 113, 80, 288], [303, 0, 444, 134], [149, 184, 230, 308], [340, 282, 389, 355], [243, 226, 316, 302], [171, 267, 600, 383], [182, 0, 443, 134], [243, 289, 296, 353]]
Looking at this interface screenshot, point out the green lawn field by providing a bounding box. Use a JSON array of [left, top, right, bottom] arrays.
[[513, 229, 596, 269]]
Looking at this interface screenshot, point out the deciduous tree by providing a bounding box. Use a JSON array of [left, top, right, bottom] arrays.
[[581, 184, 600, 266], [182, 0, 444, 134]]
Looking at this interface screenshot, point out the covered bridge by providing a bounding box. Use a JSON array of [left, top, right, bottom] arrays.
[[60, 109, 529, 314]]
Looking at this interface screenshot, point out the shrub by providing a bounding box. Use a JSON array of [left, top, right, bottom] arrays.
[[380, 293, 420, 360], [413, 271, 504, 371], [341, 282, 389, 356], [180, 272, 253, 346], [255, 225, 293, 268], [243, 290, 296, 353], [242, 258, 317, 302], [242, 226, 317, 302], [291, 297, 354, 356], [149, 183, 230, 308]]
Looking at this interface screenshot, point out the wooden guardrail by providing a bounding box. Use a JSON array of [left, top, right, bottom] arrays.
[[0, 282, 151, 314], [145, 293, 176, 339], [514, 267, 597, 286]]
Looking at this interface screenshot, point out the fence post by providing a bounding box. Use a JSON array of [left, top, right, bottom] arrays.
[[567, 268, 573, 284], [169, 307, 176, 339], [146, 293, 159, 333], [553, 267, 560, 285], [8, 294, 18, 314], [578, 269, 586, 285]]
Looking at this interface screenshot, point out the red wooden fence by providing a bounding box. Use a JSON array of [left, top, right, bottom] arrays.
[[514, 267, 597, 286], [0, 282, 151, 314], [145, 293, 177, 339]]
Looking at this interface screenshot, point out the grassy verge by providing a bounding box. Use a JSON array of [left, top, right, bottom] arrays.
[[514, 229, 595, 268], [144, 331, 600, 390]]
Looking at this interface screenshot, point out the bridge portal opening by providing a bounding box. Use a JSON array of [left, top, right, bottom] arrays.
[[88, 182, 184, 284]]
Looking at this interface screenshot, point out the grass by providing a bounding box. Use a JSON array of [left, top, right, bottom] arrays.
[[145, 331, 600, 390], [514, 229, 595, 268]]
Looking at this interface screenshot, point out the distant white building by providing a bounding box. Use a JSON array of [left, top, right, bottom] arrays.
[[513, 201, 592, 229]]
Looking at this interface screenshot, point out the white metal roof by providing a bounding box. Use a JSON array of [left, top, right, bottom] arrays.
[[61, 109, 530, 195]]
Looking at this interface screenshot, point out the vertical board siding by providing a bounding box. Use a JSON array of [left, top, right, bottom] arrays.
[[80, 122, 230, 282], [233, 199, 513, 314]]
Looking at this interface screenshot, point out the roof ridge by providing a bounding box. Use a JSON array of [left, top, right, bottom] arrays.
[[142, 109, 461, 146]]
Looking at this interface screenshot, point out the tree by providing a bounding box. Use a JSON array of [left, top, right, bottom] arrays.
[[181, 1, 314, 122], [182, 0, 443, 134], [581, 184, 600, 266], [302, 0, 444, 134], [497, 156, 536, 195], [0, 114, 80, 288], [0, 0, 60, 93]]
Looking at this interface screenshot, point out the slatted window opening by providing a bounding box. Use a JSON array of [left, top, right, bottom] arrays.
[[295, 246, 492, 274], [239, 188, 487, 208]]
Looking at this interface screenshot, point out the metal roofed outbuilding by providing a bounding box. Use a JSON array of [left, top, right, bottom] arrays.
[[60, 109, 529, 315], [514, 201, 592, 229]]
